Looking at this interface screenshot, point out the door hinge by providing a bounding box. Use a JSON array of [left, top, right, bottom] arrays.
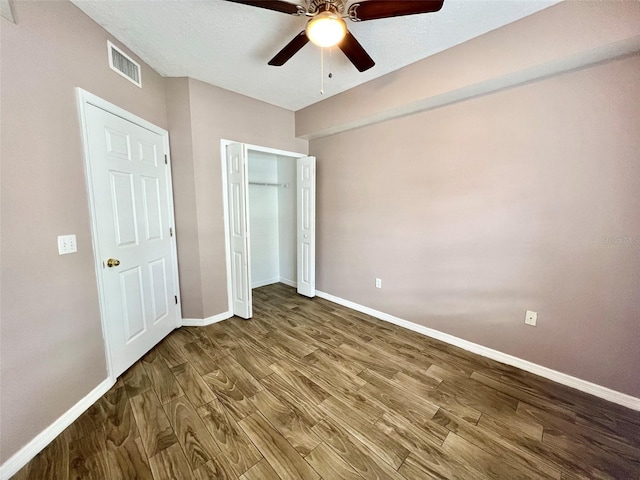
[[165, 154, 168, 165], [175, 295, 178, 305], [169, 227, 173, 237]]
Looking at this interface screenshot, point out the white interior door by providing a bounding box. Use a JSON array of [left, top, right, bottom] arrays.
[[84, 102, 179, 378], [226, 143, 252, 318], [297, 156, 316, 297]]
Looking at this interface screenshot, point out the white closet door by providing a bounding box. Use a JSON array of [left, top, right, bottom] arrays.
[[226, 143, 252, 318], [297, 156, 316, 297]]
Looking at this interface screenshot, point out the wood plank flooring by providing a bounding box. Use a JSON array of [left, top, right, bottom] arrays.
[[14, 283, 640, 479]]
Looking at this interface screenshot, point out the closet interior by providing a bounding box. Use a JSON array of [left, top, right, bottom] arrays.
[[247, 150, 297, 289]]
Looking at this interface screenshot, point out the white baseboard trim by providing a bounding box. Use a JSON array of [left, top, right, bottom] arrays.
[[0, 377, 114, 480], [316, 290, 640, 412], [279, 277, 297, 288], [252, 278, 297, 289], [182, 311, 232, 327], [252, 278, 280, 289]]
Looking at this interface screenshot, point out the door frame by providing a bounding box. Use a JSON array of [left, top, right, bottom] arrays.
[[77, 88, 182, 381], [220, 140, 308, 316]]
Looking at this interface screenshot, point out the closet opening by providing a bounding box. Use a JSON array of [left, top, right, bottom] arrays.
[[221, 141, 316, 319], [248, 151, 297, 290]]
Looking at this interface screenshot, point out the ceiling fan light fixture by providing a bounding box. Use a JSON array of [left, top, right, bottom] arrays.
[[305, 11, 347, 48]]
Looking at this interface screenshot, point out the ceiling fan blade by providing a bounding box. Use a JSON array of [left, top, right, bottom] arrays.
[[225, 0, 303, 15], [268, 31, 310, 66], [348, 0, 444, 21], [338, 31, 375, 72]]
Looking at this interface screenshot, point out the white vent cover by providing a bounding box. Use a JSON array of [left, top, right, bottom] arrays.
[[107, 41, 141, 87]]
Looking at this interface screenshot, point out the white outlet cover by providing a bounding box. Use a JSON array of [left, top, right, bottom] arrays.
[[375, 278, 382, 289], [525, 310, 537, 326], [58, 235, 77, 255]]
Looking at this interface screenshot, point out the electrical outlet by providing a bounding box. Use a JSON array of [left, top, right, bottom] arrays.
[[375, 278, 382, 289], [525, 310, 537, 326], [58, 235, 77, 255]]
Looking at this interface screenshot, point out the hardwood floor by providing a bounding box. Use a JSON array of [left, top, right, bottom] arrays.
[[14, 283, 640, 479]]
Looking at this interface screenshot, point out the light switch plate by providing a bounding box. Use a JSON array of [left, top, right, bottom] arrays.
[[58, 235, 77, 255]]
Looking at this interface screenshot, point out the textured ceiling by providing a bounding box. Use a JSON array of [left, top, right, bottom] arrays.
[[71, 0, 561, 111]]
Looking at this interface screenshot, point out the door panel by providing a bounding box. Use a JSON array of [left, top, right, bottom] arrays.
[[141, 176, 163, 241], [297, 156, 316, 297], [227, 143, 252, 318], [110, 171, 138, 246], [149, 258, 169, 323], [119, 266, 145, 341], [105, 128, 131, 160], [85, 103, 178, 377], [301, 243, 310, 283], [138, 140, 158, 166]]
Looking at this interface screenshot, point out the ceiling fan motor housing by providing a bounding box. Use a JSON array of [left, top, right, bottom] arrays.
[[307, 0, 346, 15]]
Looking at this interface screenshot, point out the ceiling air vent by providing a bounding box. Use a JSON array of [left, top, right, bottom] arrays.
[[107, 41, 141, 88]]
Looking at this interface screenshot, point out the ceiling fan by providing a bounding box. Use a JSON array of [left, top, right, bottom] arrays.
[[225, 0, 445, 72]]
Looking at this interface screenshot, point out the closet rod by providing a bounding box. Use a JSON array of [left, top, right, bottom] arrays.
[[248, 182, 289, 188]]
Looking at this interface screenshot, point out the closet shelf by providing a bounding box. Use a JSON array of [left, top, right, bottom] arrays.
[[249, 181, 290, 188]]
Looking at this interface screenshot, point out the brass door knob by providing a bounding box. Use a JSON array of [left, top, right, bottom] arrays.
[[106, 258, 121, 268]]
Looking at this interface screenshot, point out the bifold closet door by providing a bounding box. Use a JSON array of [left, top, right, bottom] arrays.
[[226, 143, 252, 319], [297, 156, 316, 297], [226, 146, 316, 316]]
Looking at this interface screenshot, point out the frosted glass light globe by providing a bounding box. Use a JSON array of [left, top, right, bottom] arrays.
[[305, 11, 347, 48]]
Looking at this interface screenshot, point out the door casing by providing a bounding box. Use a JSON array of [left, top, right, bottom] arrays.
[[77, 88, 182, 381]]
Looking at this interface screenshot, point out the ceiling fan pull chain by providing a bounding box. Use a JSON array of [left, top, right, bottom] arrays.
[[320, 47, 325, 95]]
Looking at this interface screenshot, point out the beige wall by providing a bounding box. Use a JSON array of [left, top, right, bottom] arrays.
[[165, 78, 203, 318], [0, 0, 168, 463], [309, 52, 640, 397], [166, 78, 307, 319]]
